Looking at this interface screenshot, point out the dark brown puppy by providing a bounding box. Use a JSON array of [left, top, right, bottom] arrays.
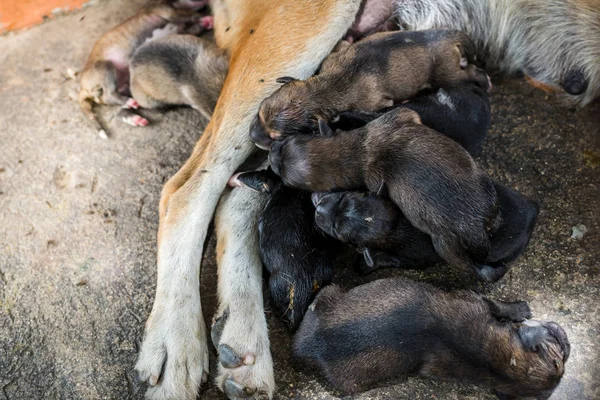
[[313, 181, 539, 279], [270, 107, 501, 281], [250, 29, 491, 149], [331, 83, 491, 156], [229, 169, 335, 330], [294, 278, 570, 399]]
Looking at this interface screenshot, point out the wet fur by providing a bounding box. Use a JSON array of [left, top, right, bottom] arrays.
[[294, 278, 570, 398], [251, 29, 490, 147], [270, 107, 501, 281], [395, 0, 600, 105], [130, 34, 228, 121]]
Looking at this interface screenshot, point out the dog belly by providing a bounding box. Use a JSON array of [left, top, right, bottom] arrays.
[[350, 0, 394, 36]]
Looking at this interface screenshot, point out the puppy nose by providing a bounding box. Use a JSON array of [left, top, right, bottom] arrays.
[[249, 114, 273, 150], [314, 195, 340, 219]]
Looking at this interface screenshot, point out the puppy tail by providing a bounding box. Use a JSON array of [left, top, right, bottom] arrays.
[[79, 95, 109, 137]]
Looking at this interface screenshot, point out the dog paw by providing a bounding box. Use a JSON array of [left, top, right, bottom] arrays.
[[122, 114, 149, 127], [125, 98, 140, 109], [211, 305, 275, 399], [135, 304, 209, 399]]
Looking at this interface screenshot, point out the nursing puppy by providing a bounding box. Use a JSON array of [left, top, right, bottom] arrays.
[[395, 0, 600, 105], [270, 107, 502, 281], [313, 181, 539, 278], [128, 35, 228, 122], [294, 278, 570, 398], [331, 83, 491, 155], [78, 0, 210, 134], [250, 29, 491, 149], [229, 169, 334, 330]]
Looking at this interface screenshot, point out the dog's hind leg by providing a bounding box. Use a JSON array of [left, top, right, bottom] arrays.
[[211, 186, 273, 398], [135, 1, 362, 399]]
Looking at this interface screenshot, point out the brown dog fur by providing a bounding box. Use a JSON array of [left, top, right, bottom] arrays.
[[250, 29, 490, 148]]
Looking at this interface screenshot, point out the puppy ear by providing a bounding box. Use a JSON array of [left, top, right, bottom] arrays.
[[318, 119, 334, 137], [276, 76, 298, 85], [396, 108, 422, 125], [362, 248, 374, 268], [233, 170, 275, 193], [376, 181, 389, 198]]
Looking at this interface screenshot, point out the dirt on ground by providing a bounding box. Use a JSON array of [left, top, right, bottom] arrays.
[[0, 1, 599, 399]]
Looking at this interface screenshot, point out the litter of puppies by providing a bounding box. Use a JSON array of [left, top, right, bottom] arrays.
[[77, 1, 583, 398]]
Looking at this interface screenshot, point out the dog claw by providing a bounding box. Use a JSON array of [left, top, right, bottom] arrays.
[[211, 307, 229, 349], [219, 344, 244, 368], [224, 378, 257, 398]]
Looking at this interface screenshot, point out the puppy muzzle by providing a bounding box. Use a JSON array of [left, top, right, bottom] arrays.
[[249, 114, 274, 150]]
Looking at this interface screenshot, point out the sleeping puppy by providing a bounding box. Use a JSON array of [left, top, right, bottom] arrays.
[[294, 278, 570, 399], [269, 107, 503, 281], [331, 83, 491, 155], [128, 34, 228, 123], [312, 181, 539, 279], [229, 169, 334, 330], [249, 29, 491, 149], [78, 0, 210, 134]]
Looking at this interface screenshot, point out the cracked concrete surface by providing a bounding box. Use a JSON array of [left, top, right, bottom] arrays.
[[0, 1, 598, 399]]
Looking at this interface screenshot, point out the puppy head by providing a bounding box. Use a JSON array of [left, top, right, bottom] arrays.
[[250, 77, 322, 149], [313, 191, 400, 245], [268, 136, 315, 189], [229, 168, 281, 194], [492, 320, 570, 398]]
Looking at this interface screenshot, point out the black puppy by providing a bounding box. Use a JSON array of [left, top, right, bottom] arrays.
[[331, 84, 491, 156], [269, 108, 502, 281], [313, 182, 539, 278], [230, 169, 334, 330], [294, 278, 570, 398]]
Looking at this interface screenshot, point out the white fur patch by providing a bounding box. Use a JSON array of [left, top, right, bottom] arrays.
[[436, 89, 455, 111]]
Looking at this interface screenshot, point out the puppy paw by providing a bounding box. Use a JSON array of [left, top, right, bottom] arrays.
[[122, 114, 150, 127], [211, 305, 275, 399], [136, 303, 209, 399], [125, 98, 140, 109]]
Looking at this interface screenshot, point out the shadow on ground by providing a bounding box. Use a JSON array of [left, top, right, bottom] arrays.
[[0, 1, 598, 399]]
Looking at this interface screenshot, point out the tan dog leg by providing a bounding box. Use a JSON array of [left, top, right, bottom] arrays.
[[212, 186, 272, 398], [135, 0, 362, 399]]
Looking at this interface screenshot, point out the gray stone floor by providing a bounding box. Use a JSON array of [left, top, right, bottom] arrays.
[[0, 1, 598, 399]]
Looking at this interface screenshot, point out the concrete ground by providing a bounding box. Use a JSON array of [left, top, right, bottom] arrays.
[[0, 1, 598, 399]]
